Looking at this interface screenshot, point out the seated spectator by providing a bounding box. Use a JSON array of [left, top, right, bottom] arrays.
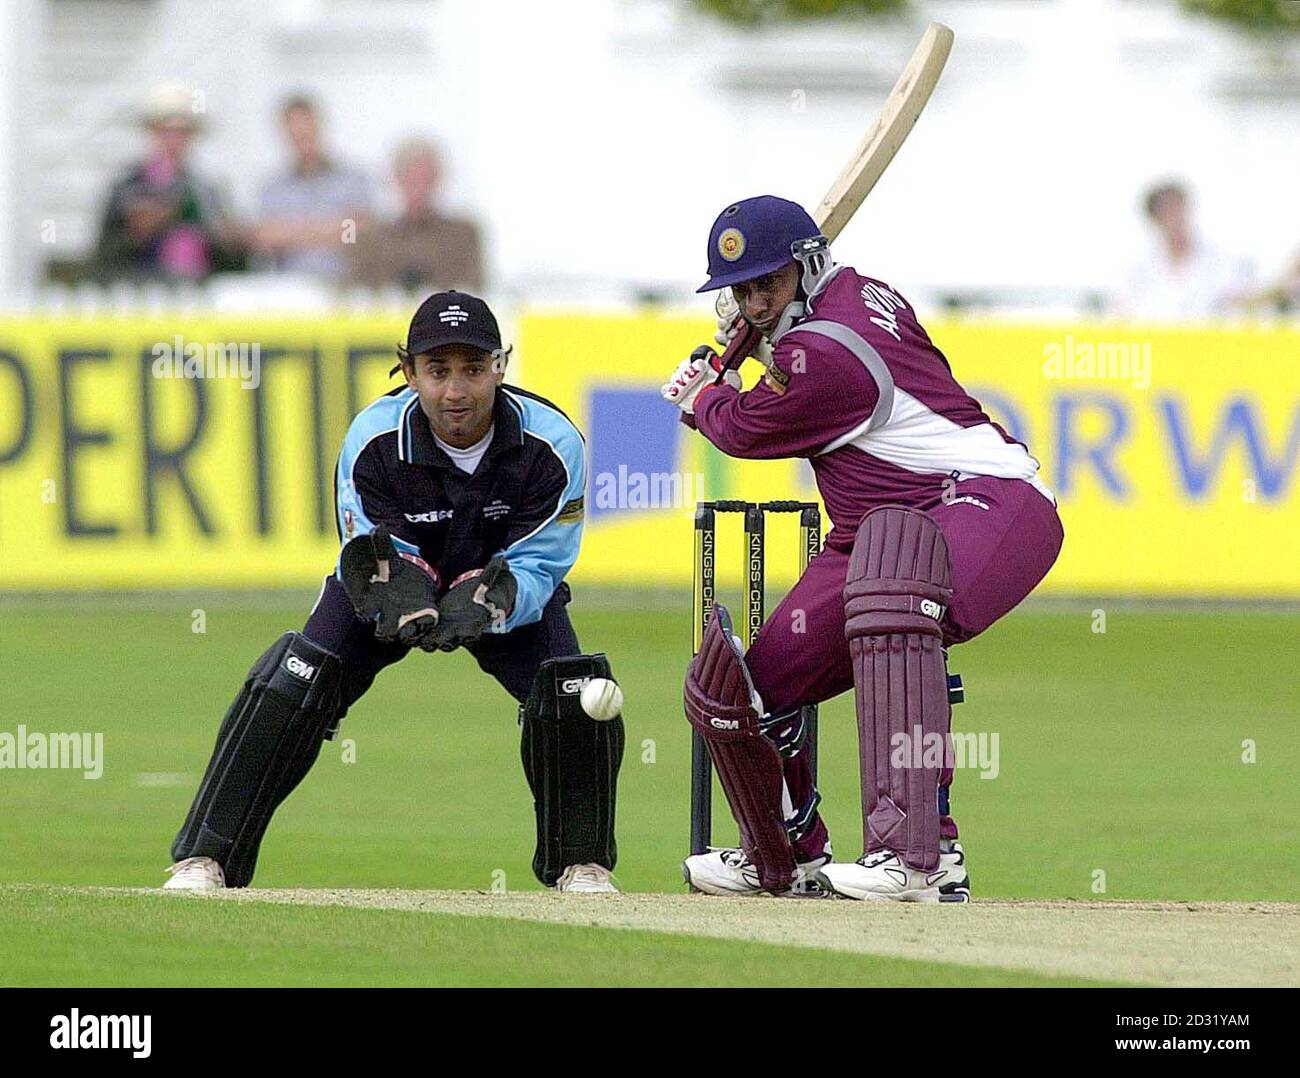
[[93, 84, 243, 282], [1118, 180, 1254, 320], [1276, 254, 1300, 311], [252, 94, 372, 280], [1249, 250, 1300, 314], [348, 138, 483, 291]]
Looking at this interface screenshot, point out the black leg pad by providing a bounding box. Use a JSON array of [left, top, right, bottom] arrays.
[[520, 654, 624, 886], [171, 632, 343, 887]]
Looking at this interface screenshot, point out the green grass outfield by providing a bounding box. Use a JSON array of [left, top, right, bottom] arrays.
[[0, 887, 1118, 987], [1, 593, 1297, 986]]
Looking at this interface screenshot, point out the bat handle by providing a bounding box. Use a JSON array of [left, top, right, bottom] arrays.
[[715, 320, 763, 380]]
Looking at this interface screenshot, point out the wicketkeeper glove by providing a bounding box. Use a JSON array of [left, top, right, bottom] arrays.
[[427, 556, 518, 652], [661, 345, 742, 414], [339, 525, 443, 651]]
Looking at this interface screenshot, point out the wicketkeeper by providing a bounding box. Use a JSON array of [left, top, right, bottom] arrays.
[[664, 196, 1064, 901], [164, 291, 624, 894]]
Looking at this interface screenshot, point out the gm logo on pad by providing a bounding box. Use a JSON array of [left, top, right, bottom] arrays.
[[285, 655, 317, 681], [559, 677, 591, 695]]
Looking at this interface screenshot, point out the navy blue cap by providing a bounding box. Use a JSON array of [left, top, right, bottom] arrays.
[[405, 290, 502, 356], [697, 195, 824, 292]]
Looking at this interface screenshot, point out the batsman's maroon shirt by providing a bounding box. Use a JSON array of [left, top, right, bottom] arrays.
[[693, 266, 1054, 551]]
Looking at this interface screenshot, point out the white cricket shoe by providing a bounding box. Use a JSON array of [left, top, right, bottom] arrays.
[[682, 847, 831, 897], [555, 863, 619, 893], [816, 842, 970, 903], [162, 856, 225, 891]]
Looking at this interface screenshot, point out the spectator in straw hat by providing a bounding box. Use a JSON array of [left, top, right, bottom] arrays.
[[93, 83, 244, 282]]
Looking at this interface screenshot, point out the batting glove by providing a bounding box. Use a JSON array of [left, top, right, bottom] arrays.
[[714, 311, 774, 368], [661, 346, 742, 414]]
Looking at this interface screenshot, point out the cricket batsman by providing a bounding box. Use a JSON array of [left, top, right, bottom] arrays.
[[164, 291, 624, 894], [663, 196, 1063, 901]]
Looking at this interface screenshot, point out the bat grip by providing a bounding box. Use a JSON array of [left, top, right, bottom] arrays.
[[714, 321, 763, 380]]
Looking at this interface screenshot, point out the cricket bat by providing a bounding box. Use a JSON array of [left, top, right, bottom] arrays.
[[718, 21, 955, 371]]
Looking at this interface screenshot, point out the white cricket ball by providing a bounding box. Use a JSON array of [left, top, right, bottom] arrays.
[[580, 678, 624, 722]]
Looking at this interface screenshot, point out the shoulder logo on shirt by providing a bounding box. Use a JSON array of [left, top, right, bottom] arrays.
[[483, 500, 512, 521], [404, 509, 453, 523], [763, 362, 790, 395], [343, 509, 356, 539], [557, 496, 584, 524]]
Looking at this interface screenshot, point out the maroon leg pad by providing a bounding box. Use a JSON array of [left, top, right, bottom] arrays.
[[685, 605, 796, 894], [844, 506, 953, 872]]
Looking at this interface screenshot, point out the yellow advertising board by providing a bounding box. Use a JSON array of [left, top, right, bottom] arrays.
[[522, 313, 1300, 596], [0, 314, 406, 587], [0, 311, 1296, 595]]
